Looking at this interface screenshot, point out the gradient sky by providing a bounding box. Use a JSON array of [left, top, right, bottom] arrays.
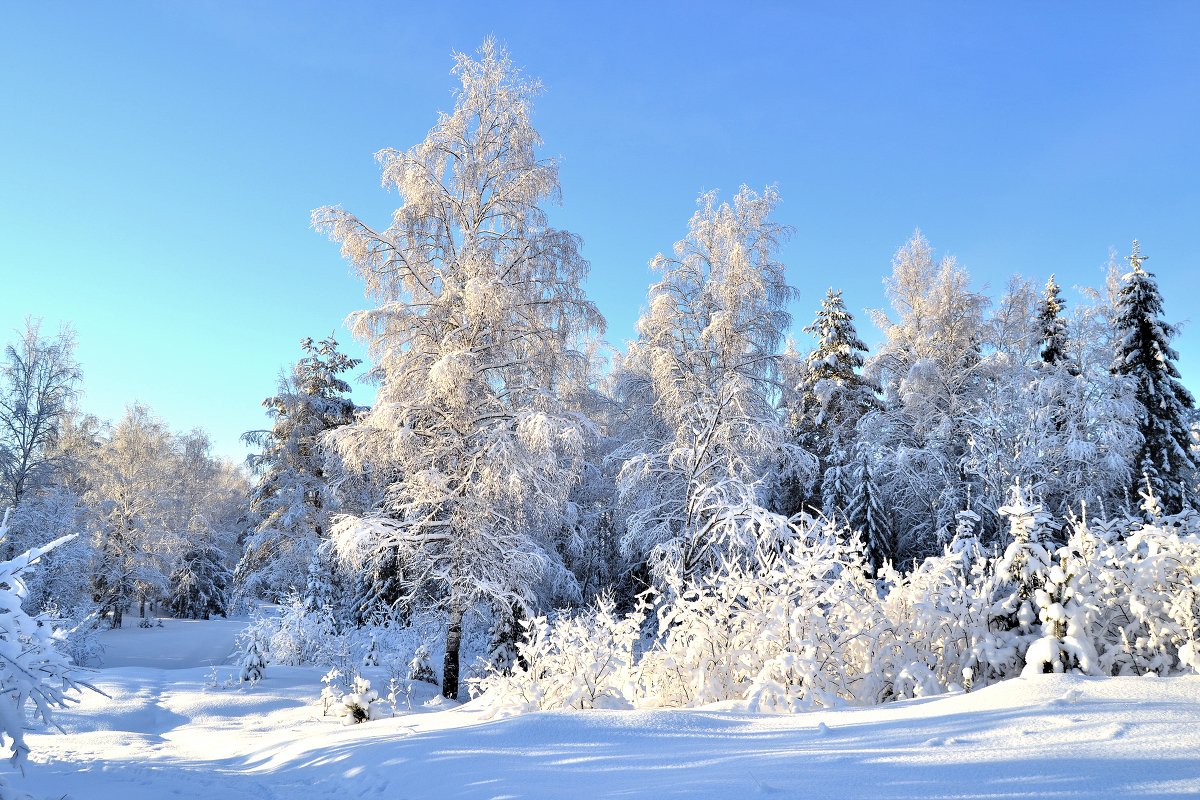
[[2, 2, 1198, 462]]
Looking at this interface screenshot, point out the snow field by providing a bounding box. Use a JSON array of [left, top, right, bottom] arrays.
[[20, 656, 1200, 798]]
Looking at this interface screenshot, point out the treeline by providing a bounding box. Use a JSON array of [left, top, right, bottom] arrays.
[[0, 320, 247, 631], [231, 40, 1198, 702]]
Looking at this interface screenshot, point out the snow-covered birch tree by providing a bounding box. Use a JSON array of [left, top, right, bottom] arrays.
[[616, 186, 811, 582], [0, 319, 81, 507], [313, 39, 603, 699], [865, 231, 989, 555]]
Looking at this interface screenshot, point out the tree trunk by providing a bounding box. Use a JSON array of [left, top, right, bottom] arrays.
[[112, 604, 123, 629], [442, 605, 463, 700]]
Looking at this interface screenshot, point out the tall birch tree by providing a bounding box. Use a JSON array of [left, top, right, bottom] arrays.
[[616, 186, 810, 582], [314, 40, 603, 699]]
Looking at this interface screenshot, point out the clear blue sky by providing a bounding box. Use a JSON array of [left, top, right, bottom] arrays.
[[2, 2, 1198, 462]]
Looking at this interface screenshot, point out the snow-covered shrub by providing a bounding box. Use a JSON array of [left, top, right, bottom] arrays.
[[875, 527, 996, 698], [407, 645, 438, 686], [342, 674, 382, 723], [320, 667, 348, 716], [636, 516, 889, 711], [361, 633, 379, 667], [244, 594, 344, 667], [0, 509, 92, 798], [1114, 511, 1200, 674], [477, 592, 644, 716], [240, 640, 266, 684]]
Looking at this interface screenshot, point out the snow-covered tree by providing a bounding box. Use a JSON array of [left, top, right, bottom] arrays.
[[845, 443, 892, 569], [1110, 241, 1196, 513], [314, 39, 603, 699], [240, 639, 266, 684], [88, 406, 174, 627], [238, 335, 360, 600], [0, 508, 89, 797], [87, 406, 244, 626], [869, 231, 988, 409], [616, 186, 811, 582], [784, 287, 879, 516], [1, 486, 92, 611], [1038, 274, 1076, 372], [865, 231, 990, 557], [407, 644, 438, 685], [166, 544, 232, 620], [0, 319, 81, 507]]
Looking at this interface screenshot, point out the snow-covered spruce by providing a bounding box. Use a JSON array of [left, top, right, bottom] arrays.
[[239, 639, 266, 684], [1110, 241, 1197, 514], [0, 508, 92, 799], [236, 335, 360, 603]]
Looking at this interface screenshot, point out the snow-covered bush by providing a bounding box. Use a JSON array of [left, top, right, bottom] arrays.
[[342, 674, 382, 723], [1112, 510, 1200, 673], [407, 645, 438, 686], [477, 592, 644, 716], [875, 527, 995, 698], [240, 640, 266, 684], [320, 667, 348, 716], [361, 633, 379, 667], [642, 519, 884, 711], [475, 482, 1200, 718], [243, 594, 344, 667], [40, 602, 104, 668]]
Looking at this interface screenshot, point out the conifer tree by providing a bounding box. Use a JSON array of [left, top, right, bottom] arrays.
[[237, 335, 360, 600], [166, 544, 231, 620], [788, 288, 879, 516], [1038, 274, 1074, 372], [1110, 241, 1196, 513], [846, 445, 892, 569]]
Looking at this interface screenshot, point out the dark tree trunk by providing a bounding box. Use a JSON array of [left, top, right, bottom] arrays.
[[442, 605, 464, 700], [112, 605, 123, 629]]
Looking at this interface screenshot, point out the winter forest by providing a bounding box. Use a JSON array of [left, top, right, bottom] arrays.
[[5, 34, 1200, 800]]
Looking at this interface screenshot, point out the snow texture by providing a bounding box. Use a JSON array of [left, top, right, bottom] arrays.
[[14, 616, 1200, 799]]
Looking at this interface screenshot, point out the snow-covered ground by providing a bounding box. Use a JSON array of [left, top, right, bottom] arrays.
[[17, 618, 1200, 799]]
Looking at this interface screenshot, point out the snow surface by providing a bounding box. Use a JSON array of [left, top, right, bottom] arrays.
[[18, 618, 1200, 799], [95, 616, 247, 669]]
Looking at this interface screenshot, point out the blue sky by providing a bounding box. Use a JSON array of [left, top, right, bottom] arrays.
[[2, 2, 1198, 462]]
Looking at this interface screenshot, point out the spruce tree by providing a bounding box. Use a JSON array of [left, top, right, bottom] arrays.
[[846, 445, 892, 569], [1038, 274, 1075, 373], [236, 335, 361, 600], [166, 544, 232, 620], [787, 288, 878, 516], [1110, 241, 1196, 513]]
